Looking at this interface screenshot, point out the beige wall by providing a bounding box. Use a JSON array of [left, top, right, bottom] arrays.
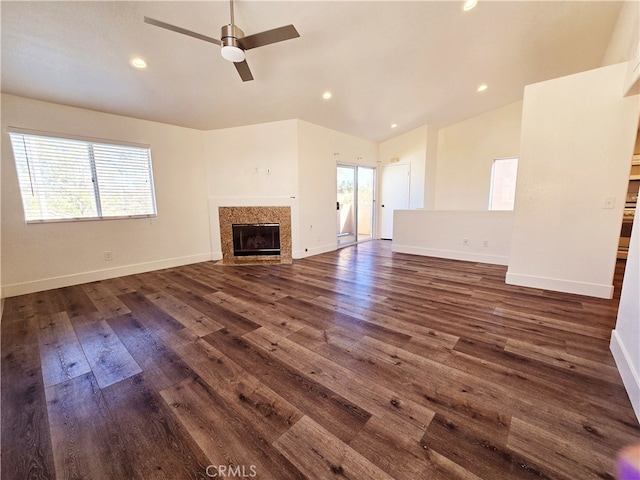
[[297, 120, 378, 256], [606, 0, 640, 422], [393, 210, 514, 265], [1, 94, 212, 296], [204, 120, 299, 259], [602, 0, 640, 66], [205, 120, 299, 199], [435, 101, 523, 211], [611, 201, 640, 421], [506, 63, 639, 298], [378, 126, 429, 210]]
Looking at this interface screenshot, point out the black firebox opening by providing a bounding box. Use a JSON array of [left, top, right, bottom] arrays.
[[232, 223, 281, 256]]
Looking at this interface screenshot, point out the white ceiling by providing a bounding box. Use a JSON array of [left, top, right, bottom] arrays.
[[1, 1, 624, 142]]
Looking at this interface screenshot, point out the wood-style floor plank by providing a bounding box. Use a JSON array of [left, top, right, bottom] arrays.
[[243, 326, 435, 438], [161, 375, 306, 480], [45, 372, 137, 480], [106, 312, 192, 391], [1, 310, 56, 480], [37, 311, 92, 388], [71, 315, 142, 389], [203, 327, 373, 444], [101, 373, 211, 479], [273, 415, 394, 480], [1, 241, 638, 480]]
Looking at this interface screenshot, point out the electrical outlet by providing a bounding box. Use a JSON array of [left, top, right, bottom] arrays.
[[104, 251, 113, 261], [463, 239, 469, 247]]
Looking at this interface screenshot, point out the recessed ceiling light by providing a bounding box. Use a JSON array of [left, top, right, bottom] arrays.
[[477, 84, 488, 92], [130, 57, 148, 69], [463, 0, 478, 11], [390, 123, 398, 129], [322, 91, 332, 100]]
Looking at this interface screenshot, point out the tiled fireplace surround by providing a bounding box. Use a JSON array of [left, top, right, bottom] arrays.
[[218, 206, 292, 265]]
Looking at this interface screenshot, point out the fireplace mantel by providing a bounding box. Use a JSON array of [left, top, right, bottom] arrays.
[[218, 206, 292, 265]]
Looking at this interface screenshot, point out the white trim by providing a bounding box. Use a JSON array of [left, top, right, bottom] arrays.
[[1, 253, 213, 298], [610, 330, 640, 422], [392, 245, 509, 266], [505, 271, 614, 299]]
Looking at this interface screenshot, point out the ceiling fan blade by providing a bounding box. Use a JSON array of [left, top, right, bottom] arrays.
[[144, 16, 221, 46], [234, 60, 254, 82], [238, 25, 299, 50]]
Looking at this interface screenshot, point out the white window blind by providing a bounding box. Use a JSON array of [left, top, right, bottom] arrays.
[[8, 130, 157, 223]]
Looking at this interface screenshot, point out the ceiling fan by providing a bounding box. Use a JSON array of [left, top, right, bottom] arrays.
[[144, 0, 300, 82]]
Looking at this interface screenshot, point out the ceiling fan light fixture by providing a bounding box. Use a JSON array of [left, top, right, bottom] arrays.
[[463, 0, 478, 11], [220, 23, 245, 62], [221, 45, 245, 62]]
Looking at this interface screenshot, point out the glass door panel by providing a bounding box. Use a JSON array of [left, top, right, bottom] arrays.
[[337, 165, 356, 247], [357, 167, 374, 242]]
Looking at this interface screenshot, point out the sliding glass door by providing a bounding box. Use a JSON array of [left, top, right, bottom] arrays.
[[337, 165, 375, 247]]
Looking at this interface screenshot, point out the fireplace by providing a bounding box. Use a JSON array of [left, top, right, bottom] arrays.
[[232, 223, 281, 256], [218, 206, 292, 265]]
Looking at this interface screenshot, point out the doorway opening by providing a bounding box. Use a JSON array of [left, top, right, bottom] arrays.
[[337, 165, 375, 247]]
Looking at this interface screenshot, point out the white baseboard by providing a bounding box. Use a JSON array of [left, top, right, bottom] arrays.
[[391, 245, 509, 266], [505, 271, 614, 299], [610, 329, 640, 422], [1, 253, 214, 298]]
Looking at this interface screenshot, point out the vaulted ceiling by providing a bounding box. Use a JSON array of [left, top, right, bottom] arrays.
[[1, 1, 624, 142]]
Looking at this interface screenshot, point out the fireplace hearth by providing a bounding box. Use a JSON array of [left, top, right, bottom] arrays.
[[232, 223, 281, 256]]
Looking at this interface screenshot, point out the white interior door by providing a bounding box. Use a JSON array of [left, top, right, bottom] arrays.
[[380, 163, 410, 240]]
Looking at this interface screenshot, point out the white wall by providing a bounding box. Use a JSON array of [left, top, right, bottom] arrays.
[[435, 101, 523, 211], [611, 200, 640, 421], [393, 210, 513, 265], [297, 120, 378, 257], [204, 119, 299, 259], [1, 94, 212, 296], [506, 63, 639, 299]]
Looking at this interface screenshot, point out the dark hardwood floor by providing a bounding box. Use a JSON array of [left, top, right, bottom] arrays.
[[2, 241, 638, 479]]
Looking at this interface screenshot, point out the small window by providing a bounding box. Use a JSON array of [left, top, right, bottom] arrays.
[[8, 130, 157, 223], [489, 157, 518, 211]]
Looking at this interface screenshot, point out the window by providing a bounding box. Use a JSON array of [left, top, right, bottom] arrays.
[[8, 129, 157, 223], [489, 157, 518, 210]]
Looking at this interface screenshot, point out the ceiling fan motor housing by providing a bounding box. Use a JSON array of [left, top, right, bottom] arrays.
[[221, 24, 244, 48]]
